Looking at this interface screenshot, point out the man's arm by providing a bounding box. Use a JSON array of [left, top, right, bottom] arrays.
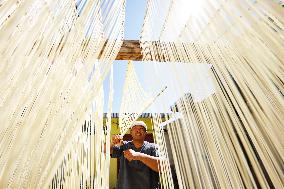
[[123, 149, 160, 172]]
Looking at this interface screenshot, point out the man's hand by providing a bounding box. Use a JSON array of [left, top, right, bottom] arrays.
[[123, 149, 140, 161], [111, 135, 123, 146], [110, 135, 123, 155]]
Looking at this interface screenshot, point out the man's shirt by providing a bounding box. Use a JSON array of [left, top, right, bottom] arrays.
[[111, 141, 160, 189]]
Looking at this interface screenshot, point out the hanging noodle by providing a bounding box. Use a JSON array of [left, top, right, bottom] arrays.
[[141, 0, 284, 188], [0, 0, 125, 188]]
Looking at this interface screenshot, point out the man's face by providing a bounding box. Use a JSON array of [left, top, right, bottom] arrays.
[[130, 125, 146, 140]]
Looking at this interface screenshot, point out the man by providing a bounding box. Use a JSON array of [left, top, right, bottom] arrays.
[[111, 121, 160, 189]]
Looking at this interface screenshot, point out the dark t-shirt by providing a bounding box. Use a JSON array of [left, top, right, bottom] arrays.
[[111, 141, 160, 189]]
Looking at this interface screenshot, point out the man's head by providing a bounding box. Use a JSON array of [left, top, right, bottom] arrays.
[[130, 121, 147, 141]]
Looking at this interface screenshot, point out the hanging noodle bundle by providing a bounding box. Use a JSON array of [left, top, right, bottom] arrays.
[[119, 60, 167, 135], [0, 0, 124, 188], [119, 61, 152, 135], [140, 0, 284, 188]]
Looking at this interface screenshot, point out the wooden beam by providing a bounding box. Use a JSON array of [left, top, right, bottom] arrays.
[[113, 40, 167, 61], [115, 40, 142, 61], [100, 40, 220, 62]]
